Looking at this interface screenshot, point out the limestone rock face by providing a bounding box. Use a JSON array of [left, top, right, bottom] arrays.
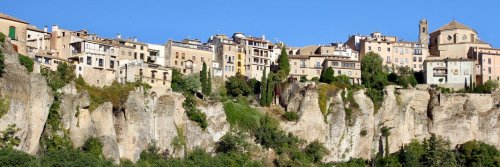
[[0, 41, 52, 154], [58, 86, 229, 162], [280, 83, 500, 162]]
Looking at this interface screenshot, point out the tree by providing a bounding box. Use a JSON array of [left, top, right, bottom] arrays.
[[184, 74, 201, 94], [82, 137, 103, 158], [277, 47, 290, 80], [0, 48, 5, 77], [319, 67, 335, 83], [361, 52, 387, 89], [266, 72, 275, 106], [456, 141, 500, 167], [225, 74, 252, 97], [260, 67, 267, 106], [171, 69, 186, 92], [200, 62, 210, 95], [422, 134, 457, 167], [399, 139, 425, 167], [207, 70, 212, 95]]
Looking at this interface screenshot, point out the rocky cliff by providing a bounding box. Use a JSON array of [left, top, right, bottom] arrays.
[[281, 82, 500, 162], [1, 39, 499, 163]]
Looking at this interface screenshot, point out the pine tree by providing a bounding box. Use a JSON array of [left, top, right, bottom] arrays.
[[260, 67, 267, 106], [319, 67, 335, 83], [200, 62, 209, 95], [266, 72, 275, 106], [277, 47, 290, 80]]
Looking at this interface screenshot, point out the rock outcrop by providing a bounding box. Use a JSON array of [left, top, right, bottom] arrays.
[[280, 83, 500, 162], [58, 84, 229, 162], [0, 41, 52, 154]]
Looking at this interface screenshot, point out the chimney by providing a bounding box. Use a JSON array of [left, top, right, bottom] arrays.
[[117, 34, 122, 39], [262, 35, 266, 40], [134, 37, 138, 42], [43, 26, 48, 32], [52, 25, 59, 32]]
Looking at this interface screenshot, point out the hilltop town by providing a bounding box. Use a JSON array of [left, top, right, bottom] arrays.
[[2, 13, 498, 92], [1, 12, 500, 166]]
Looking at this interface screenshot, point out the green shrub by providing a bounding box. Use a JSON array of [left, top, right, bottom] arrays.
[[215, 130, 249, 154], [318, 84, 337, 116], [225, 74, 252, 97], [18, 54, 34, 73], [82, 137, 103, 158], [0, 148, 40, 167], [304, 140, 329, 163], [0, 49, 5, 77], [0, 124, 20, 149], [183, 94, 207, 130], [456, 140, 500, 167], [283, 111, 299, 121], [76, 81, 147, 112], [299, 76, 307, 82], [223, 101, 262, 132], [0, 97, 9, 119], [0, 32, 5, 43], [40, 149, 113, 167]]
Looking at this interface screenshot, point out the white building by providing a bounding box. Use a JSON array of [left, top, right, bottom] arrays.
[[147, 43, 166, 67], [423, 58, 475, 89]]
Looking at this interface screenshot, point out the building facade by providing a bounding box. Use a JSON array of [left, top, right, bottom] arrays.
[[469, 47, 500, 84], [118, 60, 172, 94], [232, 33, 271, 80], [423, 58, 475, 88], [429, 20, 491, 59], [0, 13, 28, 55], [165, 39, 214, 75], [209, 34, 246, 79]]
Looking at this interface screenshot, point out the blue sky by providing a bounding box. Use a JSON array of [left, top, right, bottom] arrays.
[[3, 0, 499, 47]]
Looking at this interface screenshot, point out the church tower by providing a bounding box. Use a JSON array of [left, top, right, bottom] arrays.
[[419, 18, 429, 46]]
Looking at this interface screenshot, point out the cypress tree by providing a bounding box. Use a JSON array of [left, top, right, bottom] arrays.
[[277, 47, 290, 80], [200, 62, 208, 95], [260, 67, 267, 106], [266, 72, 275, 106], [207, 69, 212, 95]]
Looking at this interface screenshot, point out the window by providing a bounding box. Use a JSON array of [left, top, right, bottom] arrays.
[[413, 56, 417, 62], [300, 60, 306, 68], [182, 53, 185, 59], [387, 56, 391, 63], [140, 46, 144, 50], [110, 60, 114, 68], [387, 48, 391, 52], [79, 57, 83, 63], [62, 32, 65, 37], [140, 53, 144, 60], [176, 52, 179, 58], [338, 70, 341, 74], [8, 26, 16, 40], [333, 62, 339, 66], [175, 61, 177, 65], [419, 57, 423, 62], [87, 56, 92, 65], [378, 47, 381, 51], [98, 59, 104, 67], [488, 58, 492, 64], [134, 52, 137, 59], [316, 62, 321, 68], [201, 57, 205, 62], [348, 71, 352, 76], [489, 67, 492, 74], [368, 46, 372, 51]]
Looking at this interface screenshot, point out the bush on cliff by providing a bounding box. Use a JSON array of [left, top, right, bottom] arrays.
[[18, 54, 34, 73]]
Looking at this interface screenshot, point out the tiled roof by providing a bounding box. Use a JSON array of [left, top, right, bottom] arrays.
[[0, 13, 28, 24], [437, 20, 475, 32]]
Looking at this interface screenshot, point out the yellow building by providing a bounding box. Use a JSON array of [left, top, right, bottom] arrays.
[[0, 13, 28, 55]]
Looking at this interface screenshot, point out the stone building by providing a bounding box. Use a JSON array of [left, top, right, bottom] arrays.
[[69, 38, 118, 87], [26, 25, 51, 55], [288, 44, 361, 84], [423, 58, 475, 89], [117, 60, 172, 94], [0, 13, 28, 55], [232, 33, 271, 80], [429, 20, 491, 59], [469, 47, 500, 84], [147, 43, 166, 67], [165, 39, 214, 75], [208, 34, 246, 79]]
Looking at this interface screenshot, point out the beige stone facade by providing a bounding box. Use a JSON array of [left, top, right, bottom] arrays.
[[469, 48, 500, 84], [118, 60, 172, 94], [26, 26, 51, 55], [165, 39, 214, 75], [355, 32, 428, 72], [70, 39, 118, 87], [209, 34, 246, 79], [232, 33, 271, 80], [429, 20, 491, 58], [0, 13, 28, 55]]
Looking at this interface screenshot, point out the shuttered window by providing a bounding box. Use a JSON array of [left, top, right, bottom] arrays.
[[8, 26, 16, 40]]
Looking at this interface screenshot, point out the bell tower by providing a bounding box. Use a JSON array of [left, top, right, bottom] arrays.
[[419, 18, 429, 46]]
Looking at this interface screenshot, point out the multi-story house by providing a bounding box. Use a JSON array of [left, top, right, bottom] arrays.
[[0, 13, 28, 55], [423, 58, 475, 89], [26, 25, 51, 54], [113, 35, 149, 62], [147, 43, 166, 66], [469, 48, 500, 84], [165, 39, 214, 75], [232, 33, 271, 80], [347, 20, 429, 72], [288, 45, 361, 84], [208, 34, 246, 79], [117, 60, 172, 94], [69, 36, 118, 87]]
